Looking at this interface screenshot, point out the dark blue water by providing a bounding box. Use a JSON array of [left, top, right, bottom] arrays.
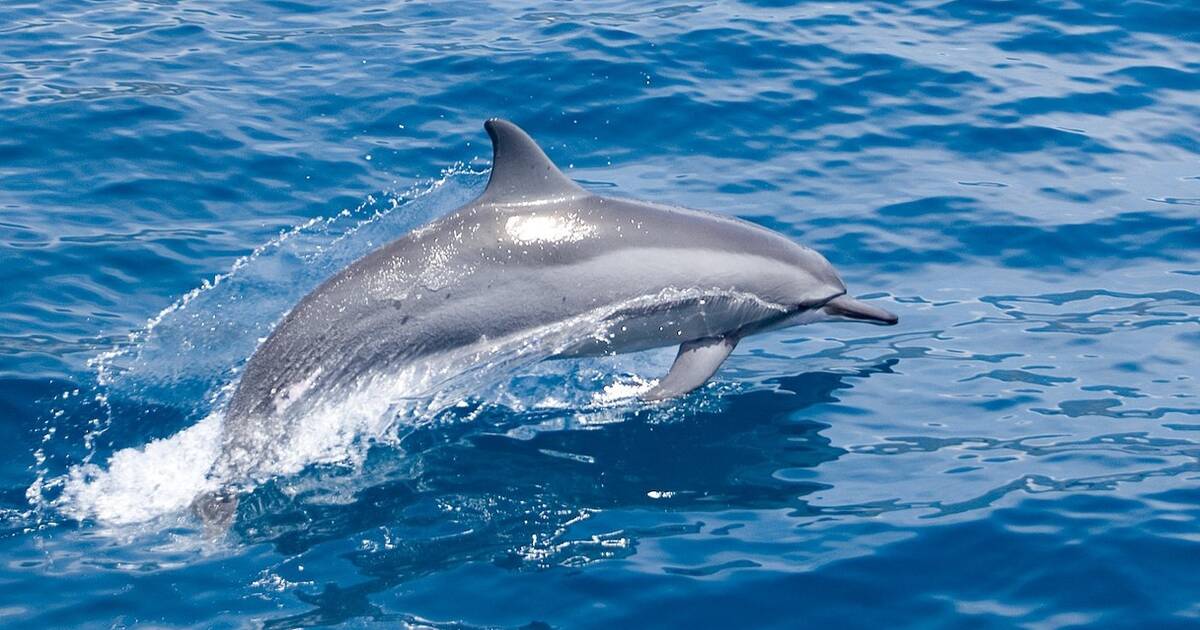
[[3, 1, 1199, 627]]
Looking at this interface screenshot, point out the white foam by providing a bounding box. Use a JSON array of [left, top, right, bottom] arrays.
[[58, 414, 222, 525], [593, 375, 657, 404], [54, 334, 535, 525], [55, 390, 404, 525]]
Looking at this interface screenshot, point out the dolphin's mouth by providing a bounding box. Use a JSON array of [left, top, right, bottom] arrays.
[[821, 295, 899, 325]]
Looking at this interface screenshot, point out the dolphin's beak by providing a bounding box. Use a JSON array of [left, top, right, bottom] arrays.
[[822, 295, 898, 325]]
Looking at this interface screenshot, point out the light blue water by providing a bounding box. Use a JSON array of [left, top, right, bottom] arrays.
[[2, 1, 1199, 627]]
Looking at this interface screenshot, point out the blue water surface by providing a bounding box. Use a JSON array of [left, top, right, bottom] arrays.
[[2, 0, 1199, 627]]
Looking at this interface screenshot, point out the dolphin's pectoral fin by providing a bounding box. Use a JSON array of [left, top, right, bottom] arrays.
[[191, 488, 239, 536], [644, 335, 738, 401]]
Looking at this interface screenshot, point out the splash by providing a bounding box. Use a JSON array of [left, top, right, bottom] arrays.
[[33, 164, 489, 526], [91, 164, 488, 405], [58, 414, 224, 524]]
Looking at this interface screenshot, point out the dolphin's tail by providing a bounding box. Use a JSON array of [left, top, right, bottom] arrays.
[[823, 295, 899, 325], [190, 488, 239, 535]]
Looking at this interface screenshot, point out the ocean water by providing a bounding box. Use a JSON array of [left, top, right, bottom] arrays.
[[2, 0, 1199, 627]]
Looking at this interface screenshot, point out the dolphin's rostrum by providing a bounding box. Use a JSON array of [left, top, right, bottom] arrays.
[[193, 119, 898, 529]]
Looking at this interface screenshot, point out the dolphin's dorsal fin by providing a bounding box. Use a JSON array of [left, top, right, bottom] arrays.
[[481, 119, 584, 203]]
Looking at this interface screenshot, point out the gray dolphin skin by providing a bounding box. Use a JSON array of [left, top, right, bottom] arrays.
[[193, 119, 897, 528]]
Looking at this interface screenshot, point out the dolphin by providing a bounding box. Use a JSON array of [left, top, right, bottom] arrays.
[[192, 119, 897, 529]]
